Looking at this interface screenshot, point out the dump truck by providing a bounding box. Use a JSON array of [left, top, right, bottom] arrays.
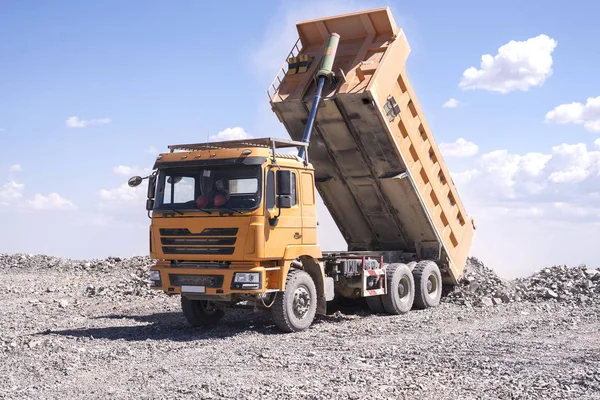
[[128, 7, 475, 333]]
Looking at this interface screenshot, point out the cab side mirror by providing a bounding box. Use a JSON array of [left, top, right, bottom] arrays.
[[276, 170, 293, 209], [276, 170, 292, 195], [147, 175, 157, 199], [277, 196, 292, 208], [128, 176, 143, 187]]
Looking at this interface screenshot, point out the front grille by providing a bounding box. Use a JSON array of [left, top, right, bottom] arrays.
[[169, 274, 224, 288], [160, 227, 237, 255], [163, 247, 235, 255], [171, 261, 230, 269], [160, 228, 238, 237], [161, 238, 236, 246]]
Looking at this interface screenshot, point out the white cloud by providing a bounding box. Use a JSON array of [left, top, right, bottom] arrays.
[[470, 150, 552, 197], [209, 127, 253, 141], [8, 164, 22, 172], [99, 164, 154, 211], [520, 153, 552, 177], [595, 138, 600, 150], [100, 183, 146, 204], [455, 142, 600, 206], [25, 193, 77, 210], [147, 146, 158, 153], [439, 138, 479, 157], [459, 34, 557, 93], [547, 143, 600, 183], [1, 180, 76, 211], [459, 143, 600, 199], [448, 141, 600, 277], [451, 169, 480, 185], [0, 181, 24, 206], [480, 149, 522, 194], [65, 116, 111, 128], [112, 165, 151, 177], [545, 96, 600, 132], [442, 98, 460, 108]]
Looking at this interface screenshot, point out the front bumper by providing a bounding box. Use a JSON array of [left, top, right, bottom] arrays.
[[149, 263, 281, 295]]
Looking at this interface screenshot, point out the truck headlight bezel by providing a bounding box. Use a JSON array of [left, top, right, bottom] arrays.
[[233, 272, 260, 283], [231, 272, 262, 290], [149, 270, 161, 286]]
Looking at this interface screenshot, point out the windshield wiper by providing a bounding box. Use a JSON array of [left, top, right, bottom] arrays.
[[167, 208, 184, 215], [219, 208, 245, 215]]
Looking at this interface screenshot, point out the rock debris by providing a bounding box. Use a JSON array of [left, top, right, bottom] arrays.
[[0, 253, 599, 399], [443, 257, 600, 307]]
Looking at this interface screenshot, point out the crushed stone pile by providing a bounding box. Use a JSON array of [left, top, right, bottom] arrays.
[[0, 253, 159, 298], [2, 253, 599, 306], [443, 257, 600, 307], [512, 265, 600, 305], [443, 257, 515, 307], [83, 257, 159, 298]]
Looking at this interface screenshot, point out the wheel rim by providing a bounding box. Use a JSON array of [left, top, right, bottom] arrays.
[[397, 277, 411, 303], [293, 285, 311, 319], [426, 274, 439, 298]]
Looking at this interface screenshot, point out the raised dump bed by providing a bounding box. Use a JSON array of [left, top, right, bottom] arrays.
[[268, 7, 476, 284]]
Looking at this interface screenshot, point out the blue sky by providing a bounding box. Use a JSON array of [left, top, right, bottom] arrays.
[[1, 0, 599, 277]]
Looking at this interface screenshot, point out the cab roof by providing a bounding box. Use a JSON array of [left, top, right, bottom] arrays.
[[153, 137, 312, 170]]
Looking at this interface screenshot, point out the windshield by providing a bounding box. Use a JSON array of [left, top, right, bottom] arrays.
[[154, 165, 262, 212]]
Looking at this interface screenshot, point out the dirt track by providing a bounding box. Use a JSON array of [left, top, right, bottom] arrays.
[[1, 257, 600, 399]]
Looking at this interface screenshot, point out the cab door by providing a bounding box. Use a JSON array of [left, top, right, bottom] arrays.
[[300, 171, 317, 245], [264, 168, 303, 258]]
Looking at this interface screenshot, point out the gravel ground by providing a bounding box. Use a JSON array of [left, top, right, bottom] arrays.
[[1, 254, 599, 399]]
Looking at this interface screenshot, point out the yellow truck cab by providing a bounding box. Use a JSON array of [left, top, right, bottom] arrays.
[[129, 7, 476, 333], [135, 139, 328, 332]]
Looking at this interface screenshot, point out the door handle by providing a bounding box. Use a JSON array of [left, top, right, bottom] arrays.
[[294, 233, 302, 239]]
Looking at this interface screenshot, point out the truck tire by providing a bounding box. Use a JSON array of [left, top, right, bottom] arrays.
[[272, 269, 317, 333], [366, 296, 386, 314], [382, 263, 414, 314], [181, 297, 225, 327], [412, 260, 442, 309]]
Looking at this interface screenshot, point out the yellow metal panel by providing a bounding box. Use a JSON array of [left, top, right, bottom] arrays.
[[269, 7, 475, 283]]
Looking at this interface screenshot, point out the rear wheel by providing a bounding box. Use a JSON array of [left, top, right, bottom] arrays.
[[382, 263, 414, 314], [413, 261, 442, 309], [272, 269, 317, 333], [181, 297, 225, 327], [366, 295, 386, 314]]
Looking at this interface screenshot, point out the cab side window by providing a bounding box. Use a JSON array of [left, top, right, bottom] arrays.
[[291, 172, 297, 206], [266, 170, 275, 210]]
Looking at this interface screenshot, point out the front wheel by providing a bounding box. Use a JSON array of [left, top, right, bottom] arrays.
[[181, 297, 225, 327], [271, 269, 317, 333]]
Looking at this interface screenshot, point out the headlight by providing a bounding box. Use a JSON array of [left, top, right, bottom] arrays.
[[234, 273, 260, 283], [149, 270, 161, 281], [231, 272, 262, 290]]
